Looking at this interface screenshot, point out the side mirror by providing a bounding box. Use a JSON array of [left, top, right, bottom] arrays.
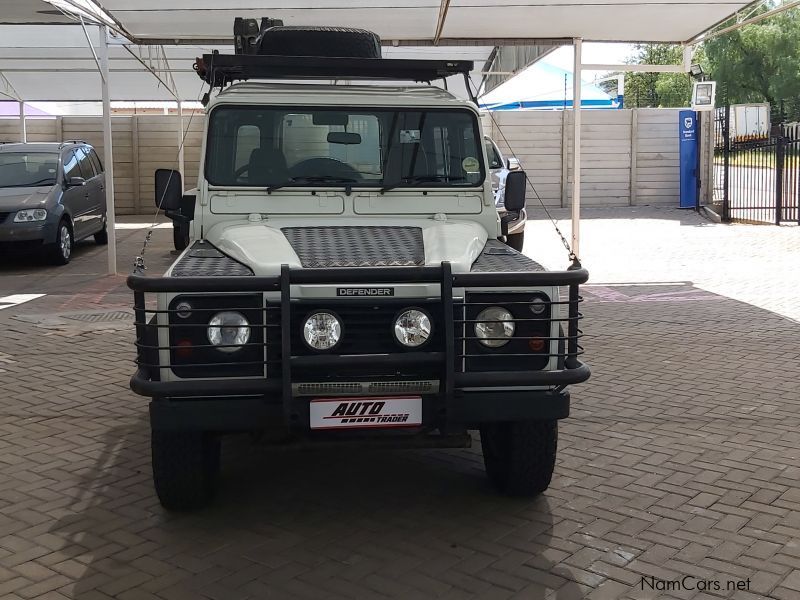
[[507, 157, 521, 171], [66, 176, 86, 188], [154, 169, 182, 211], [503, 170, 527, 212]]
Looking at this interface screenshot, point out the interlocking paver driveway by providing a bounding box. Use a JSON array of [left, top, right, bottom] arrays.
[[0, 208, 798, 599]]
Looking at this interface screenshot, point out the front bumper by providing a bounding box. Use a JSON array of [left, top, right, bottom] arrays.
[[129, 263, 589, 432], [143, 383, 575, 431], [498, 208, 527, 235], [0, 220, 55, 244]]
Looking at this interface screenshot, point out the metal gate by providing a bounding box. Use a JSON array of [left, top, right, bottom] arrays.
[[714, 105, 800, 224]]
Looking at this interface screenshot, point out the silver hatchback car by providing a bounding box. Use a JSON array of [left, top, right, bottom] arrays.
[[485, 135, 526, 251], [0, 141, 107, 265]]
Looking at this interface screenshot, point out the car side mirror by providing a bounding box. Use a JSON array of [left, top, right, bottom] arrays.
[[66, 176, 86, 188], [503, 170, 527, 212], [154, 168, 182, 211], [507, 157, 521, 171]]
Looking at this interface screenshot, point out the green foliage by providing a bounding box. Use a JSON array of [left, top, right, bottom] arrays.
[[704, 9, 800, 105], [623, 9, 800, 108], [624, 45, 693, 108]]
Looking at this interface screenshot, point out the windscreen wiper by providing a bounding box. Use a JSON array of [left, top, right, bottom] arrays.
[[380, 175, 466, 193], [267, 175, 357, 194]]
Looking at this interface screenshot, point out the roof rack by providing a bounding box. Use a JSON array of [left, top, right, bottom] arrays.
[[194, 53, 477, 103], [59, 139, 86, 148]]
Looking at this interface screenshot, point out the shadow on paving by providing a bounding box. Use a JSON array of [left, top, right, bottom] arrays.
[[50, 420, 585, 599]]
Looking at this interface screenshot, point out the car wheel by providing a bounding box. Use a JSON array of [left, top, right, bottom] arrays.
[[480, 419, 557, 497], [173, 221, 189, 251], [151, 430, 221, 511], [48, 220, 73, 265], [258, 26, 382, 58], [506, 232, 524, 252], [94, 219, 109, 245]]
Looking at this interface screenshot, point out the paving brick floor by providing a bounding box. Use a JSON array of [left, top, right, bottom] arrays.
[[0, 207, 798, 599]]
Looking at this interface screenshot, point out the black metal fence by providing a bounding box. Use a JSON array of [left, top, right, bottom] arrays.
[[714, 103, 800, 224]]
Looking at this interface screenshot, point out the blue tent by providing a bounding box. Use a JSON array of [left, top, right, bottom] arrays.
[[480, 62, 619, 111]]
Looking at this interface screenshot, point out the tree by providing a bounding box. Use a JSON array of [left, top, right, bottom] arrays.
[[624, 44, 693, 108], [704, 9, 800, 106]]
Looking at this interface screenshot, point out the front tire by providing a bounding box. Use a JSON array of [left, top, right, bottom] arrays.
[[151, 431, 221, 511], [506, 231, 524, 252], [94, 219, 108, 245], [480, 419, 557, 496], [47, 219, 73, 265], [173, 221, 189, 252]]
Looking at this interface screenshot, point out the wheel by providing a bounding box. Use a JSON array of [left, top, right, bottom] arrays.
[[47, 219, 73, 265], [94, 219, 108, 245], [480, 419, 557, 496], [151, 430, 221, 511], [257, 26, 382, 58], [173, 221, 189, 252], [506, 231, 525, 252]]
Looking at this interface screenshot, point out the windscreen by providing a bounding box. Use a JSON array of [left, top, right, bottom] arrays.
[[205, 106, 485, 188], [0, 152, 59, 188]]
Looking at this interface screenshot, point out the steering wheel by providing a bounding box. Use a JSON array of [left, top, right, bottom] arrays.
[[289, 158, 361, 180], [234, 163, 249, 177]]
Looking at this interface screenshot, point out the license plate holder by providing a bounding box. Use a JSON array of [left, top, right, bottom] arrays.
[[309, 396, 422, 430]]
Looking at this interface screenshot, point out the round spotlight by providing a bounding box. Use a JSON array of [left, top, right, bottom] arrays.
[[475, 307, 515, 348], [175, 301, 193, 319], [207, 311, 250, 352], [303, 311, 342, 351], [394, 309, 432, 347], [529, 296, 548, 315]]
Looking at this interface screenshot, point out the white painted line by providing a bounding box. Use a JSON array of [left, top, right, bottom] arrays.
[[0, 294, 46, 310]]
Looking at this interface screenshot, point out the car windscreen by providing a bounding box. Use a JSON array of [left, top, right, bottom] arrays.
[[205, 106, 485, 188], [0, 152, 59, 188]]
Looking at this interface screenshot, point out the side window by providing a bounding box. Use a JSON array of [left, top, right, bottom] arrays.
[[88, 148, 103, 174], [63, 150, 81, 181], [75, 147, 96, 179], [484, 140, 502, 169]]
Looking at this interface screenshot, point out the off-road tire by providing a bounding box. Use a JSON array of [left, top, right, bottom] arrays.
[[258, 26, 382, 59], [173, 221, 189, 252], [480, 419, 557, 496], [151, 431, 221, 511], [506, 231, 524, 252], [94, 219, 108, 245], [47, 219, 73, 265]]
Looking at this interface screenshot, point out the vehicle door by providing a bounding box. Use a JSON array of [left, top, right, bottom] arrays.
[[484, 138, 506, 204], [75, 147, 103, 234], [61, 149, 92, 239]]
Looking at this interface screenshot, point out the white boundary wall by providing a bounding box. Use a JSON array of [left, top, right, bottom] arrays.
[[485, 108, 691, 207], [2, 109, 696, 214]]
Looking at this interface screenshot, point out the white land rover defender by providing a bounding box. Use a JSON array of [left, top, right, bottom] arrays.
[[128, 20, 590, 510]]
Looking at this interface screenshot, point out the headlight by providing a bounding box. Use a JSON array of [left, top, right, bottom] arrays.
[[303, 311, 342, 351], [475, 306, 515, 348], [207, 311, 250, 352], [394, 309, 432, 348], [14, 209, 47, 222]]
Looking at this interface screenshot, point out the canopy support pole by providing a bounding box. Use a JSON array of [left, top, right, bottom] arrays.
[[177, 101, 185, 187], [19, 102, 26, 143], [98, 25, 117, 275], [571, 38, 582, 258]]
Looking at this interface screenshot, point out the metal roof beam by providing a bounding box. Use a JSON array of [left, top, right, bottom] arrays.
[[0, 71, 23, 101]]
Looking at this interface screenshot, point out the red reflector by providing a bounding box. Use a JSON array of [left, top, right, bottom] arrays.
[[176, 339, 193, 358], [528, 338, 545, 352]]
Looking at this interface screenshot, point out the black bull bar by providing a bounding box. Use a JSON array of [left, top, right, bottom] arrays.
[[128, 263, 590, 427]]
